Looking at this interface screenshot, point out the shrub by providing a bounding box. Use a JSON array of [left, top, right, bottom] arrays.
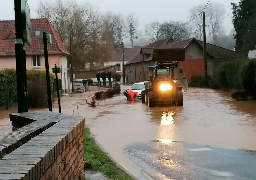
[[241, 61, 256, 98], [112, 73, 121, 81], [213, 59, 256, 98], [0, 69, 54, 108]]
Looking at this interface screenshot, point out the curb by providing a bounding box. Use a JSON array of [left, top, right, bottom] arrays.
[[89, 134, 139, 180]]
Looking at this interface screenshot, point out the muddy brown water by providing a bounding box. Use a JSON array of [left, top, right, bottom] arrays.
[[1, 87, 256, 179]]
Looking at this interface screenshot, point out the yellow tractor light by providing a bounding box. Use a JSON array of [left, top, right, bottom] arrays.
[[159, 84, 172, 91]]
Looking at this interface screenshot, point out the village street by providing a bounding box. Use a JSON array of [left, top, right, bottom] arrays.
[[1, 86, 256, 179], [54, 86, 256, 179]]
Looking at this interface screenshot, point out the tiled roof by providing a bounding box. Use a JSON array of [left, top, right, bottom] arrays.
[[0, 18, 69, 56], [127, 38, 245, 65], [127, 38, 170, 65], [105, 46, 141, 62], [196, 40, 245, 59]]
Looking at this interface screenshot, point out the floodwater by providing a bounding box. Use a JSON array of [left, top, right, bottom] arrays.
[[1, 87, 256, 179]]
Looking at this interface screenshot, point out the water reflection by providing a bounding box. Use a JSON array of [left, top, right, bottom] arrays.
[[161, 111, 174, 126]]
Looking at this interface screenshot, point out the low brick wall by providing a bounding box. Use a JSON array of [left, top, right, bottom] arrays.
[[0, 111, 85, 180]]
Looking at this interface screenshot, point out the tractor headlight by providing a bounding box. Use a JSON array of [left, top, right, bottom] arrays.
[[160, 84, 172, 91]]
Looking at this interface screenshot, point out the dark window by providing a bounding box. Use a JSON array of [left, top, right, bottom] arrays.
[[33, 55, 41, 67], [7, 34, 15, 39], [35, 30, 41, 36]]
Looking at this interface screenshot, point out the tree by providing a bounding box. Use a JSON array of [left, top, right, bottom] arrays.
[[206, 2, 226, 44], [189, 2, 225, 44], [126, 13, 139, 47], [37, 0, 114, 70], [189, 4, 205, 40], [232, 0, 256, 55], [103, 13, 126, 46], [208, 30, 236, 50], [145, 21, 160, 43], [158, 21, 191, 41]]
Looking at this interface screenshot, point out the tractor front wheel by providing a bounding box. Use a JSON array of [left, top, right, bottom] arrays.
[[142, 92, 145, 103], [148, 95, 155, 107]]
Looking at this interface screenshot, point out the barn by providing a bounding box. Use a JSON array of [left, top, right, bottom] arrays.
[[125, 38, 244, 84]]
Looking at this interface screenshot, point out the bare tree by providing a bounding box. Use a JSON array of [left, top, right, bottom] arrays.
[[158, 21, 190, 41], [189, 2, 225, 43], [206, 2, 226, 44], [126, 13, 139, 47], [145, 21, 160, 43], [37, 0, 114, 70], [189, 4, 205, 40]]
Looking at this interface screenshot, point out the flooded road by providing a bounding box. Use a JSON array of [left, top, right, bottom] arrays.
[[1, 87, 256, 179], [77, 87, 256, 179]]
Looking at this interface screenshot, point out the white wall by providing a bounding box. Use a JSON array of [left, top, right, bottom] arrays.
[[61, 56, 71, 92], [248, 50, 256, 59]]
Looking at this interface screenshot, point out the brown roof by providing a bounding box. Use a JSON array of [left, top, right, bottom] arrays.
[[196, 40, 245, 59], [127, 38, 245, 65], [127, 38, 170, 64], [0, 18, 69, 56], [106, 46, 141, 62]]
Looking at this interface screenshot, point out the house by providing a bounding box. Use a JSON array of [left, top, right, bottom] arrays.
[[75, 46, 141, 80], [248, 49, 256, 59], [125, 38, 245, 84], [0, 18, 70, 91]]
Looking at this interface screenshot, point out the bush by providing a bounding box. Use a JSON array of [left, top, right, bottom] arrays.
[[213, 59, 256, 98], [0, 69, 54, 108], [241, 61, 256, 98], [112, 73, 121, 81]]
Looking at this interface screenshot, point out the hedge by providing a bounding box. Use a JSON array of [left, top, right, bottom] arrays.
[[0, 69, 55, 108], [213, 59, 256, 98]]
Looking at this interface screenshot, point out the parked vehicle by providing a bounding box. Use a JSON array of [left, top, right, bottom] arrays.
[[130, 82, 145, 98]]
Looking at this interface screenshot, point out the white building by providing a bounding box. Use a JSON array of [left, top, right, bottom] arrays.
[[248, 49, 256, 59]]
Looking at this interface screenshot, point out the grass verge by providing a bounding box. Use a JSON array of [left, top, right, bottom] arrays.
[[83, 128, 134, 180]]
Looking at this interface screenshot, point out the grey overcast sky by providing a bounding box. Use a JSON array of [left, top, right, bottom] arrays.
[[1, 0, 240, 34]]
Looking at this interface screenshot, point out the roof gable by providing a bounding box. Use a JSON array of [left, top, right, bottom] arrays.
[[2, 29, 15, 40], [127, 38, 245, 65], [0, 18, 69, 56]]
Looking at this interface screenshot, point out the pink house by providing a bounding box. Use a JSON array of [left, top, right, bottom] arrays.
[[0, 18, 71, 91]]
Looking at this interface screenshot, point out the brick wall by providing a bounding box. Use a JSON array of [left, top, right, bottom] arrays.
[[0, 111, 85, 180]]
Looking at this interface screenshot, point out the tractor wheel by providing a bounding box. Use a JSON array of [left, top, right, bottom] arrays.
[[176, 90, 183, 106], [148, 96, 155, 107], [176, 99, 183, 106], [142, 93, 145, 103]]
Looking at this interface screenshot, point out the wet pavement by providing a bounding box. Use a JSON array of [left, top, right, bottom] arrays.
[[78, 87, 256, 180], [1, 86, 256, 179]]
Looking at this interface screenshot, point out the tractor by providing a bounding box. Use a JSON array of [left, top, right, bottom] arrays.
[[142, 49, 188, 107]]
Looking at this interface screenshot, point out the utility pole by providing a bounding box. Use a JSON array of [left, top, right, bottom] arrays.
[[203, 11, 208, 84], [142, 53, 145, 81], [70, 29, 74, 92], [14, 0, 28, 113], [43, 32, 52, 111], [122, 42, 125, 85]]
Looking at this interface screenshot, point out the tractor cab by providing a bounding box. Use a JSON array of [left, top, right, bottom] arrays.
[[142, 49, 188, 107]]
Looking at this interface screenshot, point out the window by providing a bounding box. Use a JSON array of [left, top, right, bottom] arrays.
[[35, 30, 41, 36], [32, 55, 41, 68], [7, 34, 15, 39]]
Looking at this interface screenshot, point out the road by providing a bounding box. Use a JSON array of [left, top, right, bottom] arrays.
[[1, 86, 256, 179], [76, 87, 256, 180]]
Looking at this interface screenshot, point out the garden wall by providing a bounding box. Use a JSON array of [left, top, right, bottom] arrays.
[[0, 111, 85, 180]]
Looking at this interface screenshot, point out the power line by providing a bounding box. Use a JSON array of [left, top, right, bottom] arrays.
[[181, 0, 211, 27]]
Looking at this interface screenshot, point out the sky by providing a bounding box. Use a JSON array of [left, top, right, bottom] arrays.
[[1, 0, 240, 46]]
